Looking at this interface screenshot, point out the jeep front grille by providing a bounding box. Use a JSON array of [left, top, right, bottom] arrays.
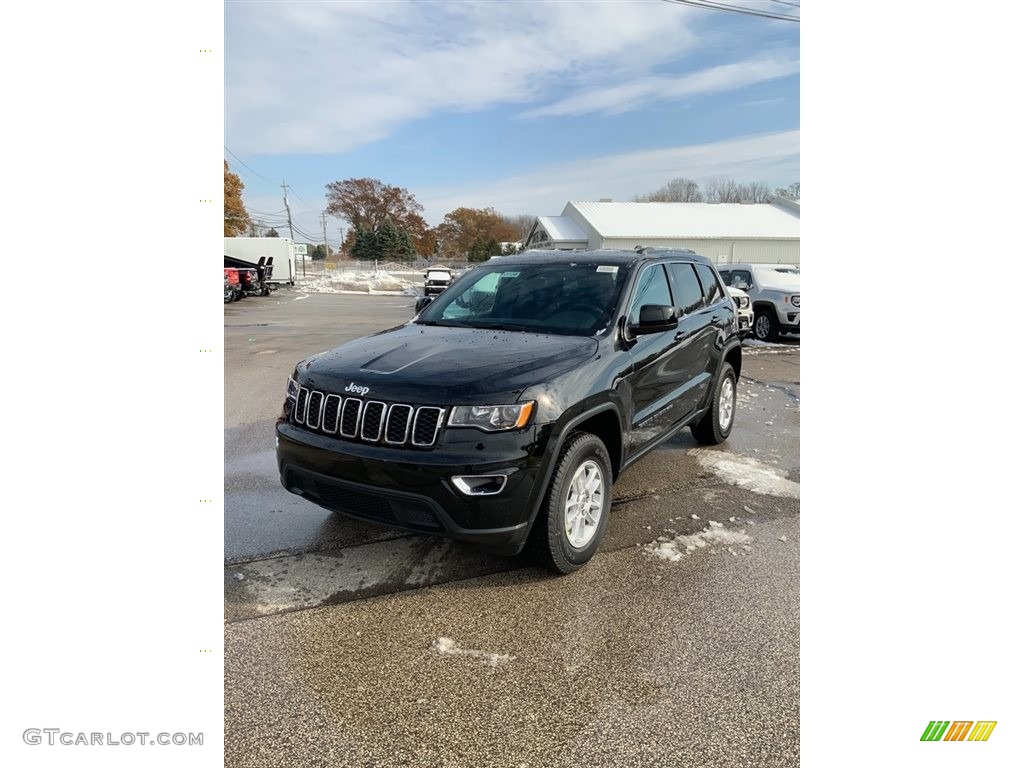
[[292, 388, 444, 448]]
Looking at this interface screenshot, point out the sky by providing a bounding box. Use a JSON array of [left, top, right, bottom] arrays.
[[224, 0, 800, 248]]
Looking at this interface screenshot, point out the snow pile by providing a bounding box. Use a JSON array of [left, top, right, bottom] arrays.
[[297, 270, 417, 295], [644, 523, 753, 562], [432, 637, 515, 668], [690, 449, 800, 498], [742, 338, 799, 354]]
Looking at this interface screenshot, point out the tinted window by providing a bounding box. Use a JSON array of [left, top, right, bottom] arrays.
[[628, 265, 672, 325], [717, 269, 732, 283], [695, 264, 724, 304], [668, 263, 704, 315]]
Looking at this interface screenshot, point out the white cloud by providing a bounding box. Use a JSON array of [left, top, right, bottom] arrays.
[[226, 0, 701, 154], [417, 130, 800, 222], [742, 97, 786, 107], [518, 53, 799, 119]]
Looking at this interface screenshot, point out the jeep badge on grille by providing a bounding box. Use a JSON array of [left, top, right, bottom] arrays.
[[345, 383, 370, 396]]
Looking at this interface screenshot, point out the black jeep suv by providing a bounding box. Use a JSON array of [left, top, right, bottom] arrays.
[[276, 249, 741, 573]]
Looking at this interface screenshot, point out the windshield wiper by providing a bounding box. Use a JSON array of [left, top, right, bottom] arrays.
[[463, 321, 536, 332]]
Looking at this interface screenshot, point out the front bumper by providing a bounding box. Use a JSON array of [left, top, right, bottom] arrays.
[[737, 311, 753, 334], [276, 420, 551, 555], [424, 284, 449, 295]]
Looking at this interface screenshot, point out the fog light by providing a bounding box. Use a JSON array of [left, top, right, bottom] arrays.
[[452, 475, 508, 496]]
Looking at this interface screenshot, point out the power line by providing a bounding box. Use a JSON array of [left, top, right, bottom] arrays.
[[660, 0, 799, 22], [287, 187, 322, 213], [224, 146, 279, 185]]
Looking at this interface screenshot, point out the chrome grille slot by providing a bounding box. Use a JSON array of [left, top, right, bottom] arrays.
[[294, 388, 310, 425], [385, 404, 413, 445], [412, 407, 444, 447], [322, 394, 341, 434], [306, 391, 324, 430], [289, 389, 442, 447], [360, 401, 387, 442], [340, 398, 362, 438]]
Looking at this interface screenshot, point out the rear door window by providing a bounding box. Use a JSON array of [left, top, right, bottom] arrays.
[[668, 263, 704, 316]]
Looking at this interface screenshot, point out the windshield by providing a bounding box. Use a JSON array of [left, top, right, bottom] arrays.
[[426, 271, 450, 281], [415, 261, 630, 335]]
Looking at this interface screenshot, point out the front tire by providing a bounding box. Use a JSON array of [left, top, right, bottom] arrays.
[[753, 309, 778, 342], [691, 364, 737, 445], [528, 431, 613, 574]]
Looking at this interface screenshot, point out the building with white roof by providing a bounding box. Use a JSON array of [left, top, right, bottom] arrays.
[[525, 199, 800, 265]]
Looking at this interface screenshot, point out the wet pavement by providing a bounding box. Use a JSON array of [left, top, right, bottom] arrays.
[[225, 291, 800, 766]]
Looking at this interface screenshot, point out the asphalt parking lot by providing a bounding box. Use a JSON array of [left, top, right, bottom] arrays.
[[224, 288, 800, 767]]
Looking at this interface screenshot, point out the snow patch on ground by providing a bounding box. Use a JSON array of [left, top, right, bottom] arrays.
[[690, 449, 800, 498], [432, 637, 515, 668], [644, 525, 753, 562], [297, 270, 417, 295]]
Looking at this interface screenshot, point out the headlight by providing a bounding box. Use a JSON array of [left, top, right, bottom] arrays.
[[286, 376, 299, 401], [740, 296, 750, 309], [791, 295, 800, 308], [448, 402, 535, 431]]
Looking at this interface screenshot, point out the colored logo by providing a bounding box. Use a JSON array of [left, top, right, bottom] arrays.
[[920, 721, 997, 742]]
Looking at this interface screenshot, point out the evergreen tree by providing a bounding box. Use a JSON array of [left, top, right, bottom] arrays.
[[350, 226, 378, 261]]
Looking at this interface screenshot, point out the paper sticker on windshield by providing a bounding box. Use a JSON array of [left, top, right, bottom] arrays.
[[596, 265, 618, 275]]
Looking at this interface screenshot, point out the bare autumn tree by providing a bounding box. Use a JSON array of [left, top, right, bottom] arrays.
[[737, 181, 772, 203], [499, 213, 536, 241], [774, 182, 800, 200], [435, 207, 520, 259], [635, 177, 704, 202], [704, 176, 742, 203], [224, 161, 250, 236]]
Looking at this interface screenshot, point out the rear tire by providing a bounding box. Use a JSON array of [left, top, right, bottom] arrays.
[[527, 431, 613, 574], [691, 364, 737, 445]]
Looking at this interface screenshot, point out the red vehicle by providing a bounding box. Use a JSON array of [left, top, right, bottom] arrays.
[[224, 268, 242, 303]]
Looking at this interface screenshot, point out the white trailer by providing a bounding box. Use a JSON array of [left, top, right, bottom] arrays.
[[224, 237, 297, 285]]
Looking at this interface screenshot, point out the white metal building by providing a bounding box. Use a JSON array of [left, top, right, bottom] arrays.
[[525, 199, 800, 265]]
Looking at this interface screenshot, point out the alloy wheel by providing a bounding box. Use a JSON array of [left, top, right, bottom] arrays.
[[564, 460, 604, 548]]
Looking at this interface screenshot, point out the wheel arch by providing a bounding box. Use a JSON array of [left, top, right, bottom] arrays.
[[722, 341, 742, 381], [530, 403, 625, 522], [752, 300, 781, 319]]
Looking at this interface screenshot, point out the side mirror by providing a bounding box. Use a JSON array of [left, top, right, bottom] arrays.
[[415, 296, 433, 313], [631, 304, 678, 335]]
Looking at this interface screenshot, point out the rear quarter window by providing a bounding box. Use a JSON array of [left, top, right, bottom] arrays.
[[695, 264, 725, 304]]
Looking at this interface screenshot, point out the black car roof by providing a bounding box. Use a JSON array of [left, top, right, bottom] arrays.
[[488, 248, 712, 268]]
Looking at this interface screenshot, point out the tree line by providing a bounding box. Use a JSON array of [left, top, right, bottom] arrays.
[[225, 161, 799, 261], [634, 177, 799, 203]]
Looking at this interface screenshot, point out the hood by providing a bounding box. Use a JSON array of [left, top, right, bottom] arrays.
[[754, 268, 800, 292], [297, 323, 599, 402]]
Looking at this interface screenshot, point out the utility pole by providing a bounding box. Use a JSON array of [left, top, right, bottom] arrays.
[[321, 211, 329, 266], [280, 182, 296, 241]]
